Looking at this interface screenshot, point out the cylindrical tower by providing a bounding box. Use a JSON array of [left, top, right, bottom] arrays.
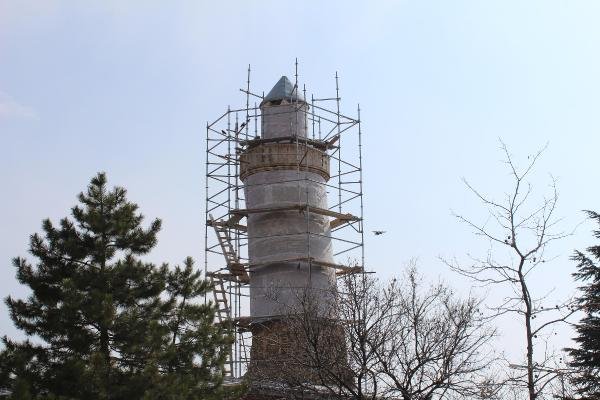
[[206, 71, 364, 388], [239, 76, 342, 383], [240, 76, 336, 319]]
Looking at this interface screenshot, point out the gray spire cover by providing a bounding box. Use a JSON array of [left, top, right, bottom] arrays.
[[262, 76, 304, 103]]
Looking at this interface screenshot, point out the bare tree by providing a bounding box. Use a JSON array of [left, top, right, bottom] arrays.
[[253, 264, 496, 400], [375, 265, 496, 400], [444, 141, 577, 400], [248, 270, 389, 400]]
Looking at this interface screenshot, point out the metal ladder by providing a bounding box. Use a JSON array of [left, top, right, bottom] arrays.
[[208, 272, 253, 377], [208, 272, 231, 323], [207, 272, 234, 376], [207, 214, 251, 376]]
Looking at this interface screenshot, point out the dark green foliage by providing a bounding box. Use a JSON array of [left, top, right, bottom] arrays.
[[567, 210, 600, 399], [0, 173, 230, 400]]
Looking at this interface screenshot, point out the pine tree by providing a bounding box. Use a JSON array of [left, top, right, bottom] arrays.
[[148, 257, 233, 399], [0, 173, 230, 399], [567, 210, 600, 399]]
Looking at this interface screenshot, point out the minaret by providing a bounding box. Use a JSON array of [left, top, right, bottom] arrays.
[[206, 71, 363, 389], [239, 76, 338, 379], [241, 76, 335, 316]]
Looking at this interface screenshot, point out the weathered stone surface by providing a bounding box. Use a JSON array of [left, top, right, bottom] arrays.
[[240, 143, 329, 180], [246, 319, 352, 387]]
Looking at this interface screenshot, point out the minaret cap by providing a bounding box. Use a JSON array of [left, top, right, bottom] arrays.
[[261, 76, 305, 105]]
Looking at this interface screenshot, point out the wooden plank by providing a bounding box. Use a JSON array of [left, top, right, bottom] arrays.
[[239, 135, 334, 150], [231, 204, 359, 222], [207, 271, 249, 284], [230, 205, 303, 215], [313, 207, 358, 221], [206, 214, 246, 231], [247, 256, 362, 273], [247, 257, 307, 269], [230, 263, 250, 284], [335, 267, 364, 276], [329, 218, 347, 229], [310, 259, 362, 272]]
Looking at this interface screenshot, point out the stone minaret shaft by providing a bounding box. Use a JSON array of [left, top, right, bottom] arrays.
[[239, 76, 339, 380], [240, 76, 336, 318]]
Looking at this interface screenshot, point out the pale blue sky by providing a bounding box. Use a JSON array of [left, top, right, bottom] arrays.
[[2, 1, 599, 361]]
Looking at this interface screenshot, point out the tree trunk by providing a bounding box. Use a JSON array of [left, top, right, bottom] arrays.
[[518, 258, 536, 400]]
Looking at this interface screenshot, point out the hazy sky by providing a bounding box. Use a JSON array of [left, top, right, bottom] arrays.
[[2, 0, 599, 363]]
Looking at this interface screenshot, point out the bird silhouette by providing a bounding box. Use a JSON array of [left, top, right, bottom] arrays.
[[373, 230, 386, 236]]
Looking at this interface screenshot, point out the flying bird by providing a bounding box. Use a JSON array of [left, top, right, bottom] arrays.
[[373, 230, 386, 236]]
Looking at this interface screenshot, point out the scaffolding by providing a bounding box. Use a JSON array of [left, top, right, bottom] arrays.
[[204, 63, 364, 378]]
